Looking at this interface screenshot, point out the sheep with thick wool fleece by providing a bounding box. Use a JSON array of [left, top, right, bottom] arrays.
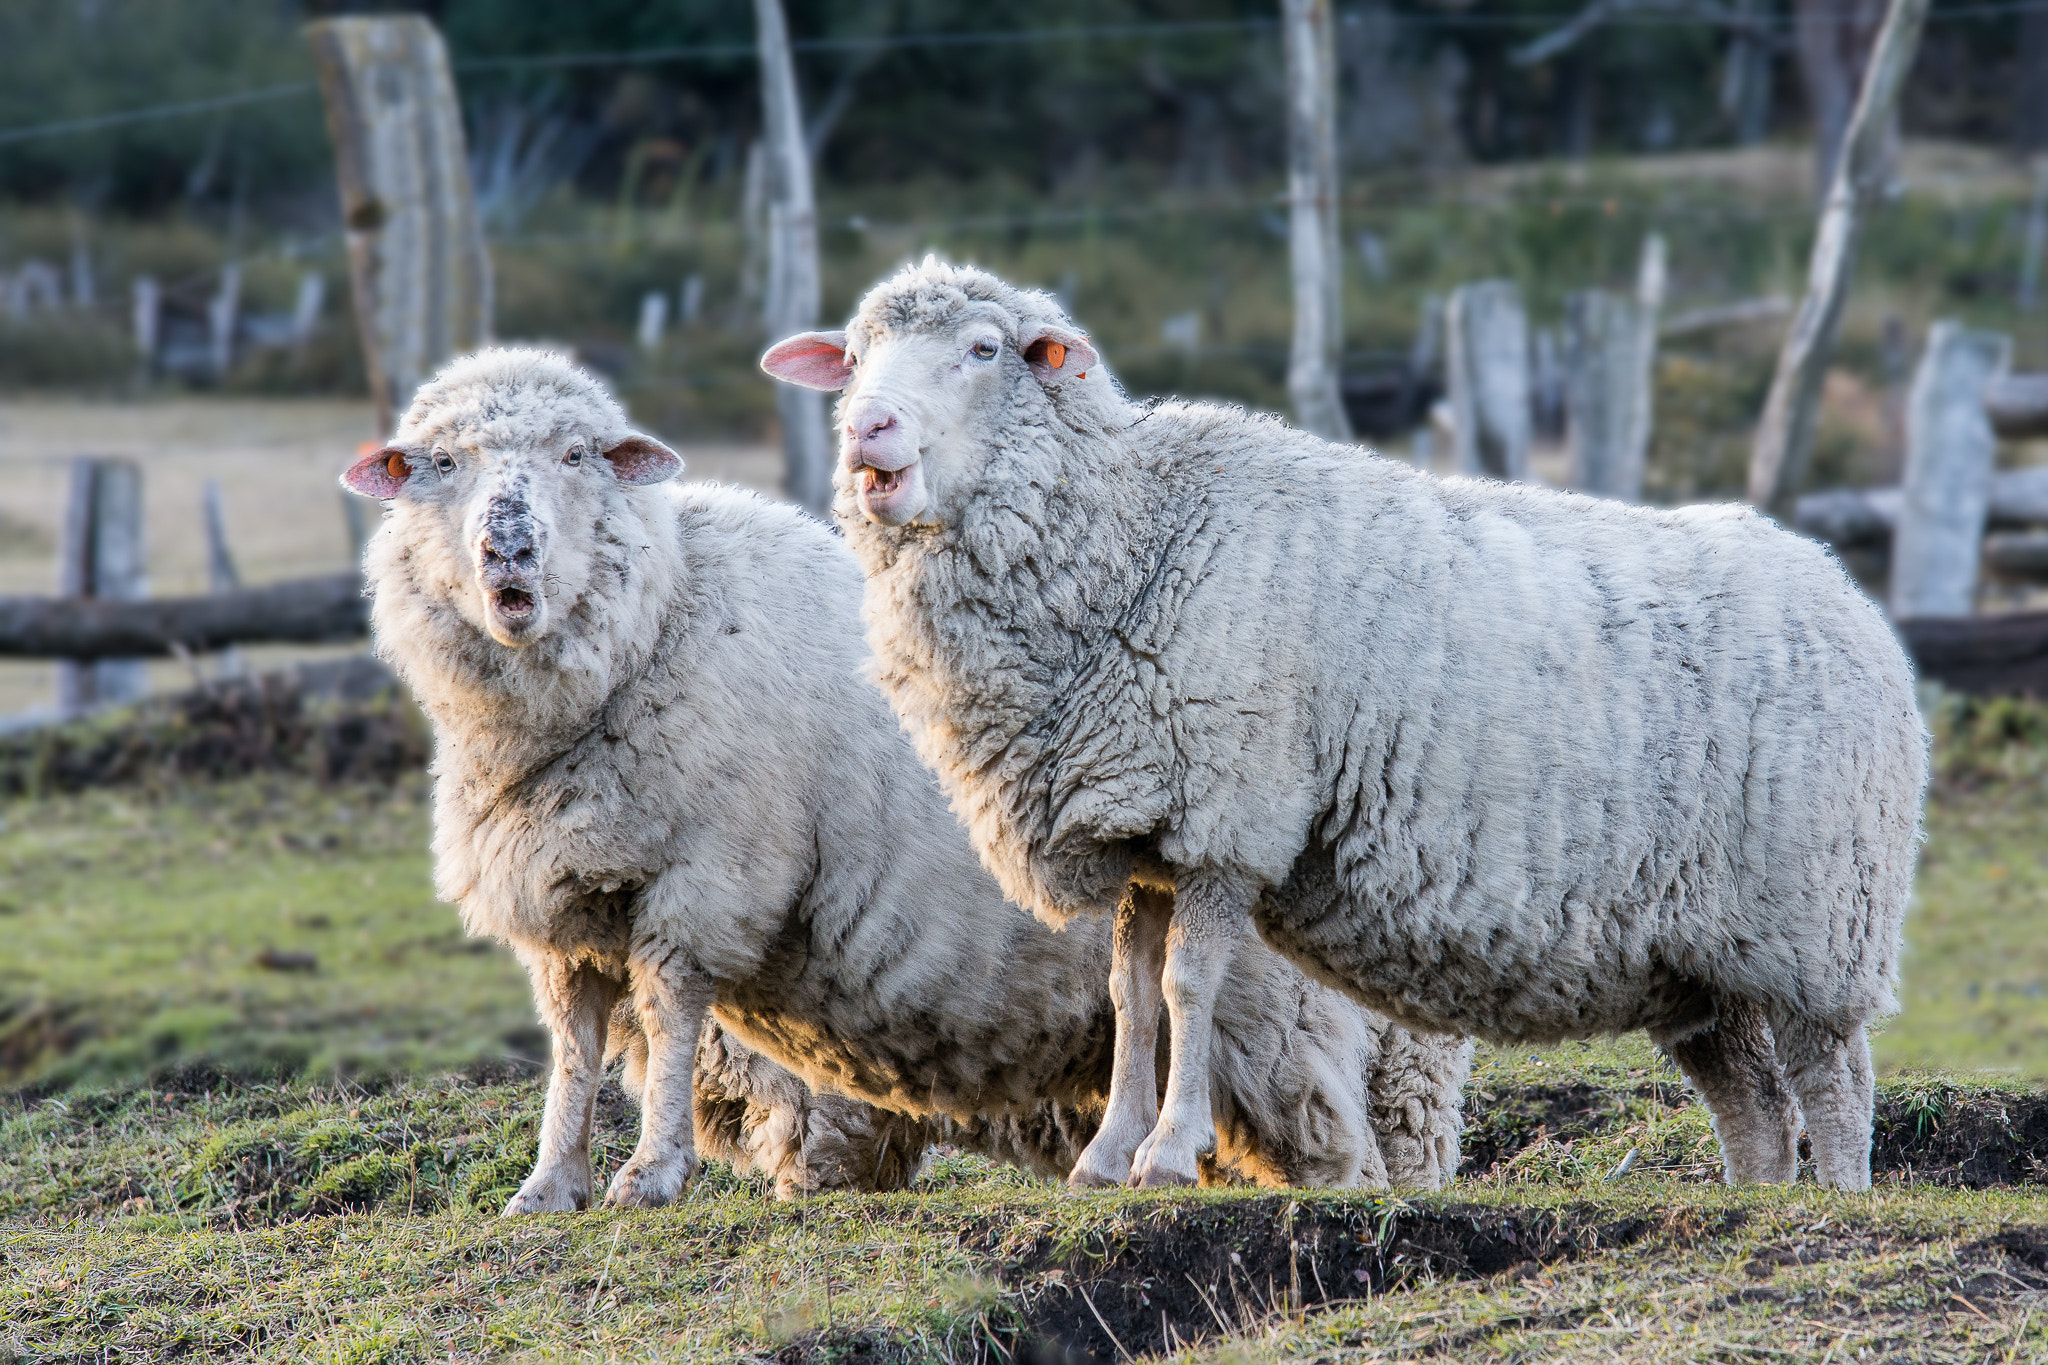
[[764, 258, 1926, 1192], [344, 345, 1472, 1209]]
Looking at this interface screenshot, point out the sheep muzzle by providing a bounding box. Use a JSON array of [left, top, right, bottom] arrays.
[[474, 496, 549, 642]]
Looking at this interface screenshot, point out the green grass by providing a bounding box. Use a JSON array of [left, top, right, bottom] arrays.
[[0, 775, 537, 1092], [6, 700, 2048, 1359]]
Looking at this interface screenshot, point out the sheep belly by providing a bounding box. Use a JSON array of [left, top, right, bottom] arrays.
[[1255, 840, 1718, 1045]]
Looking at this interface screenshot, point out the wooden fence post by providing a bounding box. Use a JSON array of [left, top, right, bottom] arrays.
[[1445, 280, 1530, 480], [755, 0, 835, 515], [208, 262, 241, 381], [1565, 239, 1662, 502], [1565, 291, 1649, 500], [1890, 321, 2011, 619], [130, 275, 159, 374], [202, 479, 245, 679], [55, 457, 148, 716], [1746, 0, 1929, 512], [1283, 0, 1353, 442], [306, 15, 492, 436]]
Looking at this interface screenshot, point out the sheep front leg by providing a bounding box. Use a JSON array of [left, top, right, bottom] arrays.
[[506, 948, 622, 1215], [1129, 872, 1248, 1188], [1067, 885, 1171, 1189], [604, 941, 716, 1209]]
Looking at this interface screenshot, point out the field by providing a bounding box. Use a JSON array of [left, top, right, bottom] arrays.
[[1, 690, 2048, 1360]]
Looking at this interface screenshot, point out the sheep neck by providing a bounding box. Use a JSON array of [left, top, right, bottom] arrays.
[[855, 410, 1194, 801]]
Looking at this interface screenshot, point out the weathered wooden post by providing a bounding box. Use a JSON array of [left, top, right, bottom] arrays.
[[1283, 0, 1353, 442], [202, 479, 245, 679], [130, 275, 159, 372], [1565, 292, 1648, 499], [1890, 322, 2011, 618], [306, 15, 492, 436], [208, 263, 241, 381], [1445, 280, 1530, 481], [55, 457, 148, 715], [1565, 235, 1665, 501], [755, 0, 835, 515], [1746, 0, 1929, 513]]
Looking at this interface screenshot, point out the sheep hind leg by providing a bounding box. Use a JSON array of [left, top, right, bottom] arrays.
[[1654, 999, 1799, 1185], [1130, 871, 1249, 1189], [1068, 885, 1171, 1188], [1771, 1013, 1876, 1191]]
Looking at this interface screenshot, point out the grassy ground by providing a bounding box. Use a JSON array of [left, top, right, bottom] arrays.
[[5, 695, 2048, 1359]]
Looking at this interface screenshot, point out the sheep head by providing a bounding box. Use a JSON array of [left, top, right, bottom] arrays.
[[341, 347, 680, 649], [760, 258, 1101, 528]]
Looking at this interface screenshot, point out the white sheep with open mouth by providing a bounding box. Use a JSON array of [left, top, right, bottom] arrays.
[[345, 346, 1470, 1210], [766, 258, 1925, 1192]]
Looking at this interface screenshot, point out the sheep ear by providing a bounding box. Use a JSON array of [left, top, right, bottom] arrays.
[[604, 434, 682, 485], [342, 442, 411, 498], [1023, 327, 1098, 387], [761, 330, 853, 390]]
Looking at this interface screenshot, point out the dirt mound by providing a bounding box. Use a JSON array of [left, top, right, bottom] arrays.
[[0, 656, 426, 796], [972, 1196, 1663, 1362]]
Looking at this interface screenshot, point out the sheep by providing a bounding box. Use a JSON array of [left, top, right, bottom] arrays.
[[763, 258, 1927, 1192], [341, 345, 1470, 1210]]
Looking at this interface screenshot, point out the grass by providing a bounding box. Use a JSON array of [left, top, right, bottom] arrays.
[[5, 694, 2048, 1358], [0, 773, 539, 1092]]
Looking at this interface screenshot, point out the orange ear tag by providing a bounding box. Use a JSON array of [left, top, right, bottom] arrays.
[[386, 452, 408, 478], [1045, 342, 1066, 370]]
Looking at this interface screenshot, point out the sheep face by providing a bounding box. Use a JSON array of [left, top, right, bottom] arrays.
[[341, 349, 680, 649], [760, 268, 1097, 528]]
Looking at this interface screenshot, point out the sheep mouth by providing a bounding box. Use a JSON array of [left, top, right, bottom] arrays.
[[853, 458, 925, 525], [492, 587, 537, 619], [859, 464, 907, 498]]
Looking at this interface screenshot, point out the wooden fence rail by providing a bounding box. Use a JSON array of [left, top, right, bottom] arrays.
[[0, 574, 367, 660]]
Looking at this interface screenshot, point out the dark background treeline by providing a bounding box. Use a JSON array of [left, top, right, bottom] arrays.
[[4, 0, 2039, 222]]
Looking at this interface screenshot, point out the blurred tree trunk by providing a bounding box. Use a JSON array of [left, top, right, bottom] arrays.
[[1283, 0, 1353, 443], [2016, 8, 2048, 150], [1720, 0, 1774, 145], [1794, 0, 1892, 197], [755, 0, 835, 516]]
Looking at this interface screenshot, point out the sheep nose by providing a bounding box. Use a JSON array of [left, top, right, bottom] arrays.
[[478, 501, 540, 570], [849, 412, 897, 441], [480, 526, 534, 564]]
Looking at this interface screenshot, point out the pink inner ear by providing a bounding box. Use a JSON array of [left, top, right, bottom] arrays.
[[1025, 331, 1100, 381], [762, 331, 853, 390], [342, 444, 408, 498], [604, 435, 682, 485]]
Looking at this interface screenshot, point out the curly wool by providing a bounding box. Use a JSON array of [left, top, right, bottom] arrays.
[[839, 261, 1926, 1052], [367, 348, 1469, 1192]]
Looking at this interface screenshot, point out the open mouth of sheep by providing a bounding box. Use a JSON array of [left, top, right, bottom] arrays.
[[494, 587, 536, 618], [859, 464, 906, 498]]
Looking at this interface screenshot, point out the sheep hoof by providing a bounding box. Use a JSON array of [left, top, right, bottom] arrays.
[[602, 1156, 697, 1209], [1065, 1163, 1129, 1191], [503, 1170, 591, 1216], [1130, 1163, 1198, 1189]]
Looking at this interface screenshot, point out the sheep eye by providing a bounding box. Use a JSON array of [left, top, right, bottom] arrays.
[[971, 340, 998, 361], [433, 450, 455, 473], [565, 447, 584, 467]]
